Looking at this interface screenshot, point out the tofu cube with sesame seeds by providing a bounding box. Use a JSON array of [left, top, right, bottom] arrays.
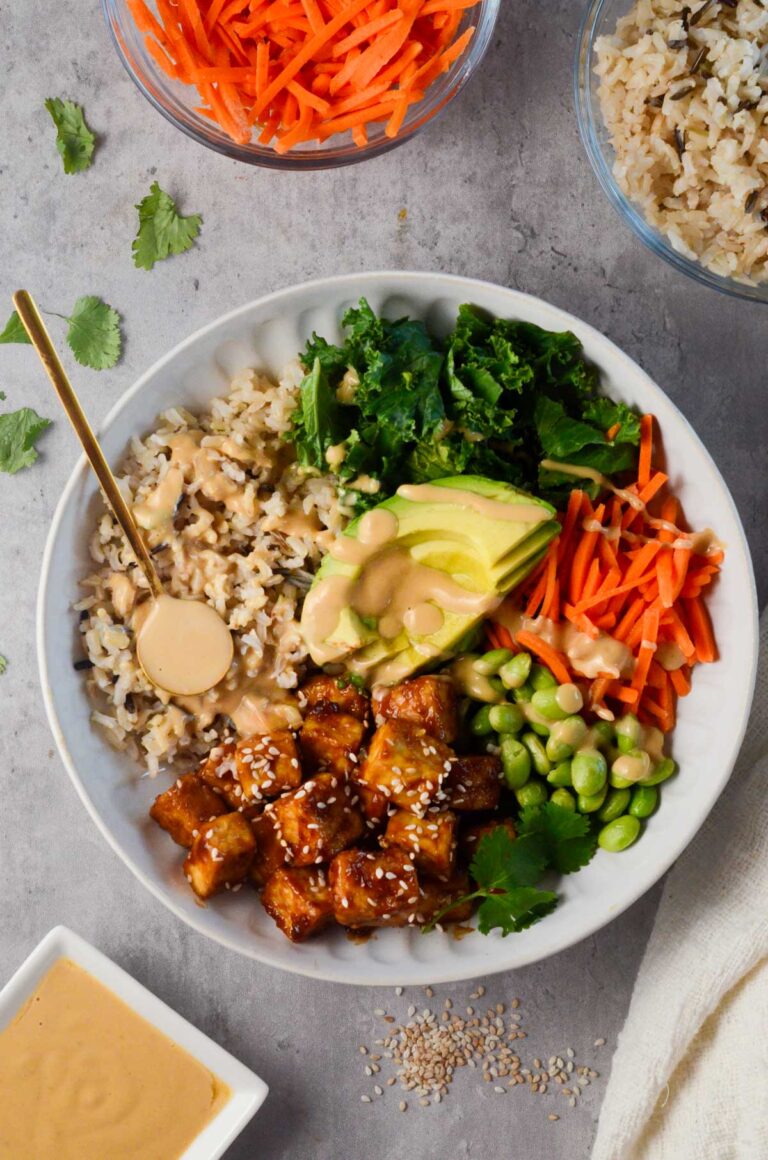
[[234, 729, 302, 803], [460, 817, 517, 863], [262, 866, 334, 943], [267, 773, 364, 867], [382, 810, 458, 880], [354, 781, 389, 830], [198, 740, 242, 810], [299, 673, 369, 722], [409, 872, 474, 926], [249, 811, 290, 888], [149, 773, 228, 849], [299, 708, 367, 777], [372, 676, 459, 744], [329, 847, 419, 927], [443, 754, 502, 813], [359, 719, 454, 816], [183, 812, 256, 900]]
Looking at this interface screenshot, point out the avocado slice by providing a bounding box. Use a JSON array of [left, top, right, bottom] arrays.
[[300, 476, 559, 682]]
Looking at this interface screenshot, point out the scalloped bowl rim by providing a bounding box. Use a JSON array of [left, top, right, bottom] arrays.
[[37, 271, 758, 984]]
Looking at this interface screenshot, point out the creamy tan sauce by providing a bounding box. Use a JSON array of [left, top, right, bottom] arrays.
[[0, 958, 230, 1160], [497, 607, 633, 680], [540, 460, 644, 512], [133, 467, 184, 532], [449, 656, 505, 704], [107, 572, 137, 620], [555, 683, 584, 714], [656, 640, 687, 671], [397, 483, 547, 524], [176, 670, 302, 735], [613, 750, 651, 783], [325, 442, 347, 469], [403, 602, 445, 637], [550, 717, 587, 748], [168, 433, 254, 520], [136, 594, 234, 696], [329, 509, 399, 565]]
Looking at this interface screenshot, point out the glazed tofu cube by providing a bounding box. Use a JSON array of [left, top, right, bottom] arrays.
[[382, 810, 457, 880], [411, 872, 475, 926], [443, 755, 502, 812], [299, 708, 366, 777], [299, 674, 369, 722], [234, 730, 302, 802], [372, 676, 459, 744], [354, 781, 389, 832], [262, 867, 334, 943], [198, 741, 241, 809], [183, 812, 256, 900], [149, 774, 227, 848], [359, 719, 454, 816], [266, 773, 364, 867], [460, 817, 517, 863], [249, 812, 290, 888], [329, 847, 420, 927]]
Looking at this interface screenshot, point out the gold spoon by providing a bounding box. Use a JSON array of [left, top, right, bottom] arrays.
[[14, 289, 234, 696]]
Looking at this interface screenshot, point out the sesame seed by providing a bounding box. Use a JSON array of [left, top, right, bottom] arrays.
[[399, 1101, 407, 1112], [549, 1114, 559, 1122], [360, 1095, 372, 1103], [594, 1038, 606, 1047]]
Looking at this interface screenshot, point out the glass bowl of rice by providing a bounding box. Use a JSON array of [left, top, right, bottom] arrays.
[[101, 0, 499, 171], [575, 0, 768, 303]]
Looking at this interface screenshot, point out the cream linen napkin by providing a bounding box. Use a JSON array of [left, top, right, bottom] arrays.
[[592, 610, 768, 1160]]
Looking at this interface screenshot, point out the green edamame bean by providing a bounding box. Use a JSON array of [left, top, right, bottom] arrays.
[[521, 732, 551, 777], [488, 702, 525, 735], [599, 787, 632, 824], [530, 664, 558, 691], [512, 682, 533, 704], [515, 779, 548, 808], [629, 785, 659, 818], [609, 771, 635, 789], [571, 748, 607, 797], [598, 814, 641, 852], [615, 713, 641, 755], [470, 704, 494, 736], [577, 784, 608, 813], [499, 652, 531, 690], [546, 735, 571, 763], [528, 717, 551, 738], [500, 736, 531, 790], [531, 686, 570, 722], [550, 788, 576, 812], [590, 721, 615, 750], [546, 761, 572, 788], [641, 757, 677, 787], [474, 648, 514, 676]]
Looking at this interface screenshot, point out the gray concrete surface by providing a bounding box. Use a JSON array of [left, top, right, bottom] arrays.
[[0, 1, 765, 1158]]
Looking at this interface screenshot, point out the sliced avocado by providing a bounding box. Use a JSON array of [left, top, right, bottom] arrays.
[[300, 475, 559, 682]]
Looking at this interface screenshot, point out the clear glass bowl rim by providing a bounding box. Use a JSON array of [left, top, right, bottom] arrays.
[[574, 0, 768, 305], [101, 0, 500, 171]]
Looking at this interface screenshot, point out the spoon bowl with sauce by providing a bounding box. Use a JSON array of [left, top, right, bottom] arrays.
[[13, 291, 233, 698]]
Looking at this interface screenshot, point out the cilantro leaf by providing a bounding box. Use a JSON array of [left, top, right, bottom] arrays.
[[133, 182, 202, 270], [0, 655, 6, 675], [65, 297, 122, 370], [45, 98, 96, 174], [0, 407, 52, 473], [517, 801, 598, 874], [470, 827, 548, 891], [477, 888, 558, 936], [0, 311, 31, 345]]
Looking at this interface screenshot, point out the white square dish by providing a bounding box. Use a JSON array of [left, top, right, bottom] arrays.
[[0, 926, 268, 1160]]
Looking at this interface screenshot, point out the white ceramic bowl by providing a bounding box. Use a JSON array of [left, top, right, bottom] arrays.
[[38, 272, 758, 985], [0, 926, 268, 1158]]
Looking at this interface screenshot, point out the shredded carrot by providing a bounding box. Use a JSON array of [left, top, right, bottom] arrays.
[[510, 426, 722, 731], [638, 414, 654, 488], [605, 422, 621, 442], [515, 631, 572, 686], [127, 0, 478, 151]]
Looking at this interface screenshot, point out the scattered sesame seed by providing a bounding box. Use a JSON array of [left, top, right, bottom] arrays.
[[360, 1095, 372, 1103], [399, 1101, 408, 1112], [594, 1038, 606, 1048], [549, 1114, 559, 1122]]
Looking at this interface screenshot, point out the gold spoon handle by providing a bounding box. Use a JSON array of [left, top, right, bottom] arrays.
[[13, 290, 164, 599]]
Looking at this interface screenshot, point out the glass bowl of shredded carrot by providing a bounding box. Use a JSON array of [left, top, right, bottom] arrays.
[[103, 0, 499, 167]]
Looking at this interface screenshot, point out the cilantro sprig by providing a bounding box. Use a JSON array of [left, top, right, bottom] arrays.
[[45, 98, 96, 174], [0, 297, 122, 371], [423, 803, 598, 937], [133, 182, 202, 270], [0, 408, 52, 474]]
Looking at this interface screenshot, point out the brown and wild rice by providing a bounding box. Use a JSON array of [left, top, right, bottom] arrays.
[[595, 0, 768, 283], [76, 364, 347, 775]]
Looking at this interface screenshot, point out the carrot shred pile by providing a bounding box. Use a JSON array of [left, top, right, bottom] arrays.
[[490, 415, 723, 734], [128, 0, 478, 151]]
